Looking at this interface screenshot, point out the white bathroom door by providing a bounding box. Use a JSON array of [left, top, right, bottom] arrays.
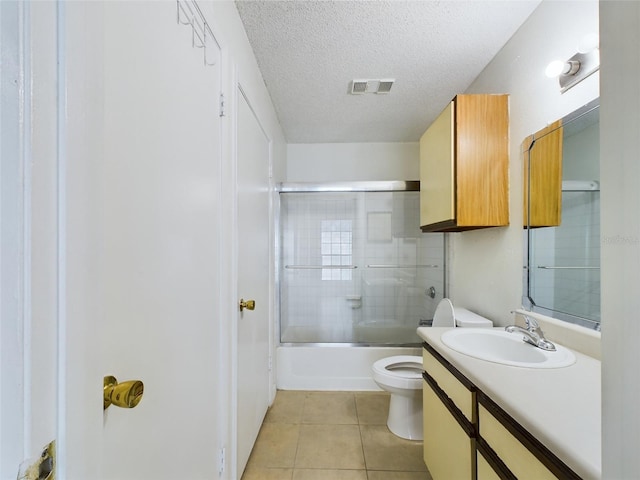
[[55, 2, 227, 478], [236, 87, 272, 476]]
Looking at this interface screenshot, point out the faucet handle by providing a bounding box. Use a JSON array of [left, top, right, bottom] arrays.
[[510, 310, 539, 331], [523, 314, 539, 331], [508, 311, 556, 351]]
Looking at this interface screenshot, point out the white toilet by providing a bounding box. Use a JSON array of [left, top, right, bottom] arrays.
[[372, 299, 492, 440]]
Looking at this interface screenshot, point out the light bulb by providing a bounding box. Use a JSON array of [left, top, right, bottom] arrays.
[[545, 60, 566, 78], [577, 33, 599, 54], [545, 59, 580, 78]]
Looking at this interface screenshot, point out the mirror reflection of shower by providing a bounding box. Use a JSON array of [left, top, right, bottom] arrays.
[[278, 182, 445, 345]]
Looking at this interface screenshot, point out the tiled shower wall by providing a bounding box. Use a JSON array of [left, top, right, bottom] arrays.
[[280, 191, 444, 344]]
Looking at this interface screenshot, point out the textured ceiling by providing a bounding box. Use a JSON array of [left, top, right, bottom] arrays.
[[235, 0, 541, 143]]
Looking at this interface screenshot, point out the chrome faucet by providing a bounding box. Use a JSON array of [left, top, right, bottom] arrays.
[[505, 314, 556, 351]]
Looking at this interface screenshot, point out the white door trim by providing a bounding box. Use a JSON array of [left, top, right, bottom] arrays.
[[2, 2, 69, 475], [54, 3, 68, 475], [209, 21, 236, 480], [227, 65, 240, 479], [1, 1, 29, 474]]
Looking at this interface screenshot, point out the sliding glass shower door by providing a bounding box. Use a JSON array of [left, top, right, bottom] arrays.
[[279, 186, 444, 345]]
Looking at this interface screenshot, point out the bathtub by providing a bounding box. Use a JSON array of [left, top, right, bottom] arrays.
[[276, 345, 421, 391]]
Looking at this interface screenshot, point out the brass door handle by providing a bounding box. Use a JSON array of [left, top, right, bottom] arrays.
[[239, 298, 256, 312], [104, 375, 144, 410]]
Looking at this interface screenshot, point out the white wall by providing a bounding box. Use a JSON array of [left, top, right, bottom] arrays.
[[287, 142, 419, 182], [600, 2, 640, 478], [452, 0, 599, 325]]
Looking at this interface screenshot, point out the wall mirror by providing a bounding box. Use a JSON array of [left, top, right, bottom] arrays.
[[523, 99, 600, 330]]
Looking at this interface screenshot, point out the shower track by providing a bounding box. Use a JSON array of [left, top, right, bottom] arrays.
[[277, 180, 419, 193]]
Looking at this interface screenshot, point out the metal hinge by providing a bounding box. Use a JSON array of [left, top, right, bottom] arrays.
[[218, 447, 225, 475], [268, 355, 273, 372], [219, 92, 225, 117]]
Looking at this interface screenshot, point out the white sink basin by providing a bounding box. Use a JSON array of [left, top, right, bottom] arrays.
[[440, 328, 576, 368]]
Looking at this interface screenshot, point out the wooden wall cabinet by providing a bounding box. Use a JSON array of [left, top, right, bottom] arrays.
[[522, 120, 563, 228], [422, 343, 581, 480], [419, 94, 509, 232]]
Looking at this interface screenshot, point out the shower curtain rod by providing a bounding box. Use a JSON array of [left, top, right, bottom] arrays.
[[277, 181, 420, 193]]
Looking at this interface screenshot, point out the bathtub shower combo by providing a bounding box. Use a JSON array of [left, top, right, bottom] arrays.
[[276, 182, 445, 391]]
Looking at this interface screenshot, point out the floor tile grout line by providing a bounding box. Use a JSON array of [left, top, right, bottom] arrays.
[[352, 392, 372, 477], [244, 390, 429, 479], [356, 393, 370, 474], [291, 392, 309, 470]]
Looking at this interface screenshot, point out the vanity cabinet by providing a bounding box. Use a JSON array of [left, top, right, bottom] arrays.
[[523, 120, 563, 227], [419, 94, 509, 232], [423, 375, 474, 479], [422, 343, 582, 480], [476, 450, 506, 480], [477, 391, 581, 480], [422, 347, 476, 480]]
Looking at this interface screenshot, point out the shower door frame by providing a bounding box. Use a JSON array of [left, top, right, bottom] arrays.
[[276, 181, 447, 347]]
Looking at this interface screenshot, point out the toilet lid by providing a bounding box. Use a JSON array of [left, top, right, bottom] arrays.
[[432, 298, 455, 327]]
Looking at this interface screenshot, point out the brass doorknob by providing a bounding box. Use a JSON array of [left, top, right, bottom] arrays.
[[104, 375, 144, 410], [239, 298, 256, 312]]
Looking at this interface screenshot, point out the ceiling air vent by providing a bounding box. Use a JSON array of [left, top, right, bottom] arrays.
[[376, 79, 394, 94], [350, 80, 368, 95], [349, 78, 395, 95]]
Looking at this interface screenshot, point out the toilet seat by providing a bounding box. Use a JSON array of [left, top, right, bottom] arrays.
[[372, 355, 423, 390]]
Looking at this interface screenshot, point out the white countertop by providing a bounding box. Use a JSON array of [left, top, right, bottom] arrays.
[[417, 327, 601, 480]]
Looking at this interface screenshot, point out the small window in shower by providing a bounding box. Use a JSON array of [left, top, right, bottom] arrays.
[[321, 220, 353, 281]]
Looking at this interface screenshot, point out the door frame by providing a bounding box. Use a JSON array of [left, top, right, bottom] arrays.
[[1, 1, 60, 476], [1, 1, 29, 475]]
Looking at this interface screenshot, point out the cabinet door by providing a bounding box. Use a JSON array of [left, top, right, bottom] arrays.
[[477, 451, 503, 480], [455, 94, 509, 228], [523, 120, 563, 227], [423, 378, 474, 480], [478, 404, 580, 480], [420, 101, 455, 227], [423, 347, 474, 421], [420, 94, 509, 232], [479, 405, 561, 480]]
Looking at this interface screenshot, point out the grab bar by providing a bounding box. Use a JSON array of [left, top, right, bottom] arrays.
[[537, 266, 600, 270], [366, 264, 439, 268], [285, 265, 357, 269]]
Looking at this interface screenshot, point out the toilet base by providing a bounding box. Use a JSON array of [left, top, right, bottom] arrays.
[[387, 389, 423, 441]]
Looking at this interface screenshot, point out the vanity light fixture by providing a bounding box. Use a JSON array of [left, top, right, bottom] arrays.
[[545, 34, 600, 94]]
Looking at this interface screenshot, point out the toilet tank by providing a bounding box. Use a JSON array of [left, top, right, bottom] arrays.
[[454, 308, 493, 328]]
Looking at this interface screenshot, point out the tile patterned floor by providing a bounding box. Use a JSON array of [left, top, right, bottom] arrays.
[[241, 391, 433, 480]]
